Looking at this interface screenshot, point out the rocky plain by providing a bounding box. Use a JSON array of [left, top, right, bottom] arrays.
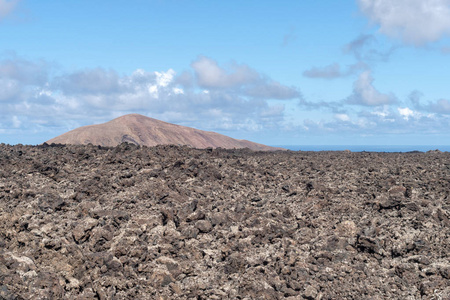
[[0, 143, 449, 299]]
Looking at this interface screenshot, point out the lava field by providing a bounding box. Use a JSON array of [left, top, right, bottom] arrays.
[[0, 143, 449, 299]]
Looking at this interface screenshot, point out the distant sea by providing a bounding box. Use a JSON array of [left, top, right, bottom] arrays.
[[273, 145, 450, 152]]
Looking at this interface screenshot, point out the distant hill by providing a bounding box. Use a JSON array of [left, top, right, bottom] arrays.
[[46, 114, 284, 151]]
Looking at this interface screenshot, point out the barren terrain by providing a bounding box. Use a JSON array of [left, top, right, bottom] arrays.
[[46, 114, 282, 151], [0, 143, 449, 299]]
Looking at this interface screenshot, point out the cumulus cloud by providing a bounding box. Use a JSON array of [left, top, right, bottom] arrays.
[[346, 71, 395, 106], [174, 71, 194, 88], [0, 56, 48, 85], [279, 93, 450, 136], [54, 68, 122, 95], [0, 56, 292, 137], [301, 117, 373, 134], [0, 78, 20, 101], [0, 56, 50, 104], [300, 104, 449, 137], [6, 54, 449, 142], [190, 56, 300, 100], [357, 0, 450, 45], [398, 107, 416, 120], [356, 106, 446, 134], [0, 0, 19, 20], [428, 99, 450, 114], [191, 56, 259, 88], [335, 113, 351, 122], [417, 98, 450, 114], [409, 91, 450, 114]]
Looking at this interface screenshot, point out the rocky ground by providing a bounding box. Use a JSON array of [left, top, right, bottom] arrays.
[[0, 143, 449, 300]]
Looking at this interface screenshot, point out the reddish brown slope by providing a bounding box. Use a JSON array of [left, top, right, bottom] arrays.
[[46, 114, 284, 151]]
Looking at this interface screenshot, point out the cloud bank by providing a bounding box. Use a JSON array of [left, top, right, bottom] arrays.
[[1, 54, 449, 143], [0, 56, 299, 139]]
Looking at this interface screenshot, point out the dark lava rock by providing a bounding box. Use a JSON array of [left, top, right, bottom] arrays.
[[0, 144, 449, 299]]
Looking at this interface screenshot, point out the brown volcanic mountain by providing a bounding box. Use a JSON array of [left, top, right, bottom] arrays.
[[46, 114, 283, 151]]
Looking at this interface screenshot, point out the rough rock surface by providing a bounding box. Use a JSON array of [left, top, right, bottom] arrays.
[[0, 143, 449, 299], [46, 114, 283, 151]]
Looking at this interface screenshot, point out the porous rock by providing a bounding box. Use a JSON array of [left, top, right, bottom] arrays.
[[0, 144, 448, 299]]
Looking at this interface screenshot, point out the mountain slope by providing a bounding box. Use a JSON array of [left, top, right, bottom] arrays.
[[46, 114, 283, 151]]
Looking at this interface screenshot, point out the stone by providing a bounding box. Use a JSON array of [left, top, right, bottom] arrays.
[[303, 285, 318, 300], [1, 144, 449, 299], [195, 220, 212, 233]]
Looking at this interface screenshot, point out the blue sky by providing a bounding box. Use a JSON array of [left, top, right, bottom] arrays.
[[1, 0, 450, 146]]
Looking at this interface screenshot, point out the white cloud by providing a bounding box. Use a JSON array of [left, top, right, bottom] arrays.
[[0, 56, 289, 137], [0, 78, 20, 101], [190, 56, 300, 100], [0, 0, 19, 20], [298, 105, 449, 136], [155, 69, 175, 87], [335, 113, 350, 122], [371, 109, 389, 118], [398, 107, 415, 120], [145, 69, 177, 98], [0, 57, 51, 104], [358, 0, 450, 45], [191, 56, 259, 88], [172, 87, 184, 95], [147, 85, 158, 97], [346, 71, 395, 106], [6, 55, 449, 141]]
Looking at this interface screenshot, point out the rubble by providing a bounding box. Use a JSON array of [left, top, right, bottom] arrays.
[[0, 143, 449, 299]]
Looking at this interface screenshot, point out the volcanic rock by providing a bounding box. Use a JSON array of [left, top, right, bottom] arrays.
[[46, 114, 282, 151], [0, 144, 449, 299]]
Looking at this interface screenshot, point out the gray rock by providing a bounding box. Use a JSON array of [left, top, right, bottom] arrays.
[[303, 285, 318, 299], [195, 220, 212, 233]]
